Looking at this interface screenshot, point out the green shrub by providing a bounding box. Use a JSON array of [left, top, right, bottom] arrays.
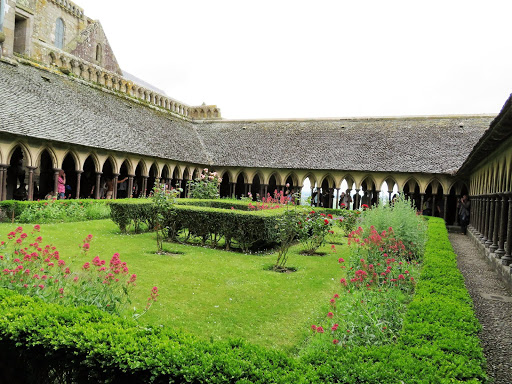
[[0, 199, 111, 223], [109, 200, 283, 252], [0, 217, 487, 383]]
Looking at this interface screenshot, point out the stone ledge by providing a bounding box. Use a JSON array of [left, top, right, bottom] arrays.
[[0, 56, 18, 67], [467, 226, 512, 291]]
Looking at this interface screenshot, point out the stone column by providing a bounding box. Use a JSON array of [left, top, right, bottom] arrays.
[[75, 170, 83, 199], [420, 193, 425, 213], [501, 193, 512, 266], [375, 190, 380, 207], [495, 193, 507, 258], [335, 188, 340, 209], [475, 196, 482, 235], [53, 169, 61, 198], [244, 183, 249, 197], [95, 172, 103, 199], [479, 196, 487, 241], [263, 184, 268, 197], [128, 175, 134, 198], [485, 194, 496, 247], [432, 195, 437, 217], [230, 182, 236, 198], [27, 166, 37, 201], [483, 196, 491, 243], [443, 195, 448, 222], [0, 165, 5, 201], [490, 195, 500, 253], [310, 187, 314, 206], [142, 176, 148, 197], [112, 173, 120, 200], [2, 165, 9, 201]]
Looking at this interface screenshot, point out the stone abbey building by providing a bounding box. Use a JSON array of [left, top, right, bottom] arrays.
[[1, 1, 511, 273]]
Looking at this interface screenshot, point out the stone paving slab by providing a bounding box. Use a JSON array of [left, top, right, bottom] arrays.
[[450, 233, 512, 384]]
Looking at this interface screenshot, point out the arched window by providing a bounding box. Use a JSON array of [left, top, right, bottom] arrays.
[[55, 18, 65, 49], [95, 44, 102, 64]]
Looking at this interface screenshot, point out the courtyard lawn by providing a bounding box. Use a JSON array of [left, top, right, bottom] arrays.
[[0, 220, 349, 352]]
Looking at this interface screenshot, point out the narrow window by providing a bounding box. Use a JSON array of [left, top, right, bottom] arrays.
[[95, 44, 102, 63], [55, 18, 65, 49]]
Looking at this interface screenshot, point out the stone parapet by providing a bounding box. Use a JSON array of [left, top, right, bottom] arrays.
[[28, 40, 221, 120], [49, 0, 84, 20]]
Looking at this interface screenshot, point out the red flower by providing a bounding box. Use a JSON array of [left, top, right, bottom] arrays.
[[333, 339, 339, 344], [327, 312, 334, 318], [316, 327, 324, 333], [324, 219, 329, 225], [311, 324, 317, 331]]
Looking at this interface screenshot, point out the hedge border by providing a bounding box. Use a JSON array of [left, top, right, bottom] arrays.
[[0, 218, 486, 383]]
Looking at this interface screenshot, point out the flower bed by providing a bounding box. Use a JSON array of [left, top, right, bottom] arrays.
[[0, 218, 486, 383]]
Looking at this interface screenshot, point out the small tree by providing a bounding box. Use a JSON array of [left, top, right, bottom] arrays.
[[188, 168, 222, 199], [150, 182, 180, 253], [273, 209, 300, 271]]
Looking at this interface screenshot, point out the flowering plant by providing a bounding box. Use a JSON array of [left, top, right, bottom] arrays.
[[149, 182, 180, 253], [336, 210, 361, 236], [297, 211, 334, 254], [0, 226, 159, 315], [188, 168, 222, 199], [248, 188, 294, 210]]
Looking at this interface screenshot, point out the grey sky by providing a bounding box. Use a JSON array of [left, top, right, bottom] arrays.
[[80, 0, 512, 119]]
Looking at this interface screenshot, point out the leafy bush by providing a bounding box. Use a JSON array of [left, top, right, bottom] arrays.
[[109, 200, 283, 252], [0, 199, 110, 223], [336, 209, 362, 236], [297, 210, 334, 255], [187, 168, 222, 199], [355, 196, 427, 260], [0, 218, 487, 383]]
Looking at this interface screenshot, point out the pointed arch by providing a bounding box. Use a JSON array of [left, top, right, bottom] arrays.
[[301, 172, 317, 188], [34, 146, 57, 169], [61, 149, 80, 171]]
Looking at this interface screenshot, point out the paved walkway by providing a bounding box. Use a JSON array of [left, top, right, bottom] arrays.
[[450, 233, 512, 384]]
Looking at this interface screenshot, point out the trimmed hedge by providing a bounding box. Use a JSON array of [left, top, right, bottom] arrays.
[[0, 217, 487, 383], [109, 200, 283, 251]]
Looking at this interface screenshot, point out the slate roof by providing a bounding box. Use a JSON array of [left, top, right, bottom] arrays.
[[198, 116, 494, 174], [0, 60, 495, 174], [0, 61, 209, 165], [457, 94, 512, 176]]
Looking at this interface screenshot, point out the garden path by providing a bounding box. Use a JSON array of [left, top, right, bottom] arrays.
[[450, 233, 512, 384]]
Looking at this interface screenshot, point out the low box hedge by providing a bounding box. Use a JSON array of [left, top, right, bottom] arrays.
[[0, 217, 487, 383], [109, 200, 284, 251]]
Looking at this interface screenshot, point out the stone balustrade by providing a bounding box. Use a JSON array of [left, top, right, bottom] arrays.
[[50, 0, 85, 19], [33, 41, 221, 120]]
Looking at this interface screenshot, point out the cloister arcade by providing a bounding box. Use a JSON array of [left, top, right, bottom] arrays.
[[0, 138, 469, 224]]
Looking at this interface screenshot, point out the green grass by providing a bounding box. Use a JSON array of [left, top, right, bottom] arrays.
[[0, 220, 349, 352]]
